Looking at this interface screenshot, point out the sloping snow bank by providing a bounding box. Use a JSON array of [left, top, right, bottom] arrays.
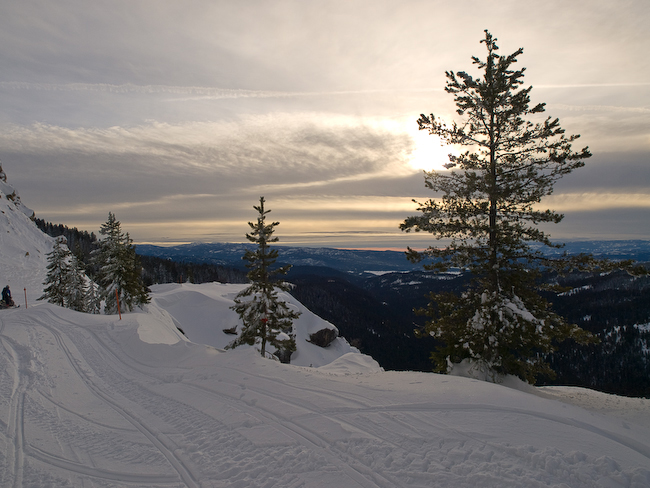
[[539, 386, 650, 431], [148, 282, 360, 367]]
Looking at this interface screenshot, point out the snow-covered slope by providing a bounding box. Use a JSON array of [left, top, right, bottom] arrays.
[[0, 167, 53, 304], [0, 175, 649, 487], [1, 304, 649, 487]]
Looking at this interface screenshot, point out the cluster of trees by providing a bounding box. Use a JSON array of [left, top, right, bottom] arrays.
[[40, 236, 100, 313], [139, 255, 247, 286], [39, 212, 149, 314], [37, 201, 300, 362]]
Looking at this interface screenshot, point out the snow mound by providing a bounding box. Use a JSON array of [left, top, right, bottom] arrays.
[[316, 352, 383, 374], [148, 282, 361, 367]]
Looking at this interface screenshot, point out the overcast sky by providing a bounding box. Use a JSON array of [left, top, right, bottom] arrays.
[[1, 0, 648, 249]]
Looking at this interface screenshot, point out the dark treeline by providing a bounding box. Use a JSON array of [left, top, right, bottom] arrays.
[[35, 218, 97, 261], [288, 273, 437, 371], [35, 219, 247, 286], [539, 269, 650, 397], [139, 255, 247, 286]]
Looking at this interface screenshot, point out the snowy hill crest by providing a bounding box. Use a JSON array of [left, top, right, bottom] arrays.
[[0, 160, 35, 220], [0, 163, 54, 302]]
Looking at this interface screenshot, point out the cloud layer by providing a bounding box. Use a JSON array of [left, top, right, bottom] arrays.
[[0, 1, 648, 247]]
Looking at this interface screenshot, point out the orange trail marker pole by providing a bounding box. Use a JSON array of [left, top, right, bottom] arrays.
[[24, 288, 27, 309]]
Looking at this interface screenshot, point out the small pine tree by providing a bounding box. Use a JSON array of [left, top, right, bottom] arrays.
[[228, 197, 300, 363], [85, 280, 102, 315], [40, 237, 90, 311], [66, 252, 88, 312], [40, 236, 72, 307], [91, 213, 149, 314]]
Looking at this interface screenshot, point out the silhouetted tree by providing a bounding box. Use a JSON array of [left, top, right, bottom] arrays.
[[401, 31, 595, 382]]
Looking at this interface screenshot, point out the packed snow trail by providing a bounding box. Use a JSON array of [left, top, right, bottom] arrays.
[[0, 303, 649, 487]]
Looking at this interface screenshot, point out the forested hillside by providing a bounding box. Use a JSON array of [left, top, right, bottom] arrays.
[[541, 270, 650, 396], [288, 267, 650, 397]]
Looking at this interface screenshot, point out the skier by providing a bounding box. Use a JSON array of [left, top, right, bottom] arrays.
[[2, 285, 14, 307]]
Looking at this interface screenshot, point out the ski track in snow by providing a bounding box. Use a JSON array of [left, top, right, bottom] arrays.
[[0, 304, 648, 487]]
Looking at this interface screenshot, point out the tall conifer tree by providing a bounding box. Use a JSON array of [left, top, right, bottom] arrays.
[[228, 197, 300, 363], [401, 31, 595, 382]]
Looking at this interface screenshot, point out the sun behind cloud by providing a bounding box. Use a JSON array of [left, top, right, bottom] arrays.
[[406, 123, 457, 171]]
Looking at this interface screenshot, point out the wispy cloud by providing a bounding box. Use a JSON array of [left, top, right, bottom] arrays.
[[0, 115, 414, 180], [542, 192, 650, 212], [0, 81, 437, 101], [553, 104, 650, 114]]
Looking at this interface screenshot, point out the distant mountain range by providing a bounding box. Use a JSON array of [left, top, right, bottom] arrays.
[[136, 240, 650, 275], [136, 242, 423, 275]]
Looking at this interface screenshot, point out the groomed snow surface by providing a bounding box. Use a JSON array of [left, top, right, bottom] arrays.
[[0, 180, 649, 487]]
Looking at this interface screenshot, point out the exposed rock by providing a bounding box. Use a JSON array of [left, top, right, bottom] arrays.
[[307, 327, 338, 348]]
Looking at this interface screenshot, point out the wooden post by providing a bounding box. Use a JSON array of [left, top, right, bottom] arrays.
[[24, 288, 27, 309], [115, 289, 122, 320]]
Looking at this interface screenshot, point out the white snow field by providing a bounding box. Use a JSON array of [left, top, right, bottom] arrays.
[[0, 178, 649, 487]]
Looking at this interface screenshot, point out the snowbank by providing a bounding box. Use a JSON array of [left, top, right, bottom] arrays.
[[149, 282, 360, 367]]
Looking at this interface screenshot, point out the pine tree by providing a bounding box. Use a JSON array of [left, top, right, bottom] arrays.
[[40, 236, 72, 307], [91, 212, 149, 314], [85, 280, 102, 315], [401, 31, 595, 383], [66, 252, 88, 312], [228, 197, 300, 363], [39, 237, 90, 311]]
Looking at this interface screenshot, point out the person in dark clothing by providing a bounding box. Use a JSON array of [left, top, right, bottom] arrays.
[[2, 286, 13, 307]]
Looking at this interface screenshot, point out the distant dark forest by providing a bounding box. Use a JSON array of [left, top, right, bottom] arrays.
[[35, 218, 97, 259], [287, 267, 650, 397]]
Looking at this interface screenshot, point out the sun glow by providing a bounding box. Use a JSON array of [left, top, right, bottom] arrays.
[[407, 124, 457, 172]]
